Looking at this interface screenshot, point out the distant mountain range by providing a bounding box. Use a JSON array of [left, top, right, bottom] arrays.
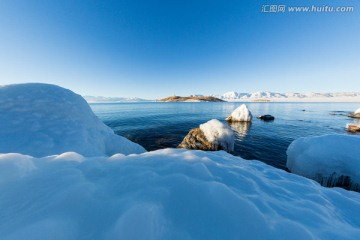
[[84, 91, 360, 103], [212, 91, 360, 102], [83, 96, 150, 103]]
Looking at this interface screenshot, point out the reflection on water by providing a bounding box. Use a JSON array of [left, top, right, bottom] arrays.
[[229, 122, 251, 139], [91, 102, 360, 170]]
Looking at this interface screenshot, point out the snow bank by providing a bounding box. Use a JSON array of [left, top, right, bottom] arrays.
[[1, 149, 360, 239], [226, 104, 252, 122], [355, 108, 360, 114], [199, 119, 234, 151], [0, 83, 145, 157], [287, 135, 360, 190]]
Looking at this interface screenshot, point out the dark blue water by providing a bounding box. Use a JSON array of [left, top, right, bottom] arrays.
[[90, 102, 360, 170]]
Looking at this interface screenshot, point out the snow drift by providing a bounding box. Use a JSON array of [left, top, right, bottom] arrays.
[[0, 83, 145, 157], [1, 149, 360, 239], [286, 134, 360, 191], [226, 104, 252, 122], [199, 119, 234, 152]]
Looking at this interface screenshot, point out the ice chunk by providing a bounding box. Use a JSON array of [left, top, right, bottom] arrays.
[[286, 134, 360, 190], [199, 119, 235, 152], [0, 83, 145, 157], [226, 104, 252, 122]]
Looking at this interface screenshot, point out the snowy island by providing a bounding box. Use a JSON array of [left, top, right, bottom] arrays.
[[1, 83, 360, 239]]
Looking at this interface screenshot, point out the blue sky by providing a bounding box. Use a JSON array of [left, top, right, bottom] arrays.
[[0, 0, 359, 98]]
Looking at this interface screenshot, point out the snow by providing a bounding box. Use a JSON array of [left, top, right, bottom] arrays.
[[0, 83, 146, 157], [1, 83, 360, 239], [226, 104, 252, 122], [355, 108, 360, 114], [199, 119, 234, 152], [1, 149, 360, 239], [286, 134, 360, 190]]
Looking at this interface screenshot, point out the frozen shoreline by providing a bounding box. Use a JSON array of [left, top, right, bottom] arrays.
[[1, 83, 360, 239]]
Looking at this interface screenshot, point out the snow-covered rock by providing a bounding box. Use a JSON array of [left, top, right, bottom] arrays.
[[0, 83, 146, 157], [355, 108, 360, 114], [200, 119, 234, 151], [178, 119, 234, 152], [286, 134, 360, 191], [1, 149, 360, 239], [226, 104, 252, 122]]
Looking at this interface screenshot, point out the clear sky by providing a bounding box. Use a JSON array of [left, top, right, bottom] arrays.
[[0, 0, 359, 99]]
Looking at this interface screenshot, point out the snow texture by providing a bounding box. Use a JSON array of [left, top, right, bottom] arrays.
[[199, 119, 234, 151], [0, 83, 146, 157], [226, 104, 252, 122], [355, 108, 360, 114], [286, 134, 360, 190], [1, 149, 360, 240]]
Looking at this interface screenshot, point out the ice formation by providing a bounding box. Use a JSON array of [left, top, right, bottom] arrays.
[[226, 104, 252, 122], [199, 119, 235, 151], [286, 134, 360, 190], [0, 83, 146, 157], [1, 149, 360, 239]]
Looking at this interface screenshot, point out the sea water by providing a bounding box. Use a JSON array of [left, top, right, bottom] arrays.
[[90, 102, 360, 170]]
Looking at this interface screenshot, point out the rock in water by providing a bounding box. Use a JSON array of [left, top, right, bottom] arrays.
[[348, 113, 360, 118], [257, 115, 275, 121], [178, 119, 234, 152], [226, 104, 252, 122], [348, 108, 360, 118], [178, 128, 218, 151], [346, 124, 360, 133]]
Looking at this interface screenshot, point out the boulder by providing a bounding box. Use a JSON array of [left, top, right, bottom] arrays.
[[257, 115, 275, 121], [346, 124, 360, 133], [178, 119, 234, 152], [226, 104, 252, 122], [348, 113, 360, 119], [348, 108, 360, 118]]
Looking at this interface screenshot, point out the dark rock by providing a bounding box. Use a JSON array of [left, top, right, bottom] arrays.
[[257, 115, 275, 121], [178, 128, 225, 151]]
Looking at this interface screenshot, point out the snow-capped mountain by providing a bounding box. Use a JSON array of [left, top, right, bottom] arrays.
[[83, 95, 150, 103], [213, 91, 360, 102]]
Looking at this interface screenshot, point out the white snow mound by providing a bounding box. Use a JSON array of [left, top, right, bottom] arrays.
[[0, 83, 146, 157], [199, 119, 234, 151], [226, 104, 252, 122], [1, 149, 360, 239], [355, 108, 360, 114], [286, 134, 360, 190]]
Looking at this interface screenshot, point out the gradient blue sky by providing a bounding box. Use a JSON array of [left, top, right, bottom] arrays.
[[0, 0, 359, 98]]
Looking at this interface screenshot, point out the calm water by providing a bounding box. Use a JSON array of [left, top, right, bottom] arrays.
[[90, 102, 360, 170]]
